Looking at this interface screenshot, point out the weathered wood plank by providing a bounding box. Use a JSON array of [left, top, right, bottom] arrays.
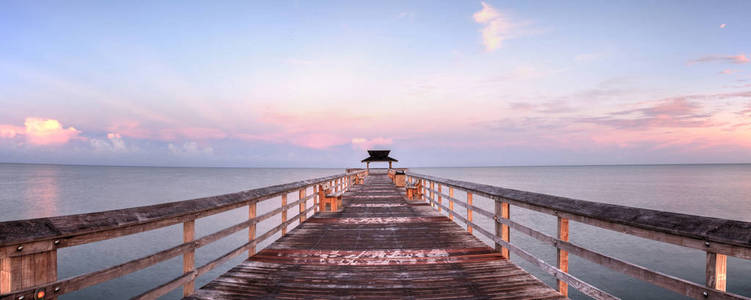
[[449, 187, 454, 220], [281, 193, 288, 236], [707, 252, 727, 291], [248, 202, 256, 258], [558, 217, 569, 297], [189, 171, 565, 300], [467, 192, 473, 234], [182, 221, 195, 297]]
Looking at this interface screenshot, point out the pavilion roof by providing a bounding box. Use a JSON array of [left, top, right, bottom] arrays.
[[361, 150, 398, 162]]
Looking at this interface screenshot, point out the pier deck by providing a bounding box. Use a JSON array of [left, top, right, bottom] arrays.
[[186, 171, 565, 299]]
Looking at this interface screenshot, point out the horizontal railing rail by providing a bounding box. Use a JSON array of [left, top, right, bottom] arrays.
[[0, 170, 366, 300], [406, 172, 751, 300]]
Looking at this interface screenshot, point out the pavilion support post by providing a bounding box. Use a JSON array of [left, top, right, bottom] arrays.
[[183, 220, 195, 297], [366, 162, 370, 170], [281, 193, 288, 236], [467, 192, 473, 234], [557, 217, 569, 297], [707, 252, 727, 291], [449, 187, 455, 221], [389, 161, 392, 169], [0, 245, 57, 297], [248, 202, 256, 257]]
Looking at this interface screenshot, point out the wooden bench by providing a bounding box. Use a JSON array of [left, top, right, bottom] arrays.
[[405, 178, 422, 200], [318, 182, 344, 212]]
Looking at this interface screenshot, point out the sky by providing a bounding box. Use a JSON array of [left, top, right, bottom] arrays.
[[1, 1, 750, 167]]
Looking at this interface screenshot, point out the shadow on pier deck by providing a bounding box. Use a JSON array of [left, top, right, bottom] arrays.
[[186, 171, 564, 299]]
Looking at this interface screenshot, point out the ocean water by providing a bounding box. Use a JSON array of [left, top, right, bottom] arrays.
[[1, 163, 750, 299]]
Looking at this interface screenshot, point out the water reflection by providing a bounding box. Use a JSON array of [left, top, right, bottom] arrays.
[[23, 166, 60, 218]]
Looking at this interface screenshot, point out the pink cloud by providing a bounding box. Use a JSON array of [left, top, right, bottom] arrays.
[[297, 133, 349, 149], [0, 124, 24, 138], [24, 118, 81, 145], [351, 137, 393, 150], [578, 98, 711, 130], [690, 54, 750, 64], [0, 118, 81, 146]]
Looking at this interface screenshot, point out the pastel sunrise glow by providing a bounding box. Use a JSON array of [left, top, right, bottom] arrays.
[[1, 1, 750, 167]]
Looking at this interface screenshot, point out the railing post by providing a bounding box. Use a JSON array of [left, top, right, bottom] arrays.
[[314, 185, 320, 213], [430, 181, 435, 208], [183, 220, 195, 297], [0, 243, 57, 296], [249, 201, 256, 257], [299, 188, 306, 223], [449, 187, 454, 220], [557, 217, 569, 297], [437, 184, 442, 213], [494, 201, 510, 259], [281, 193, 288, 235], [467, 192, 473, 233], [706, 252, 727, 291], [422, 179, 427, 201]]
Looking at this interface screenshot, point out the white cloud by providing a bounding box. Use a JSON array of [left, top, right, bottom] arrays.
[[90, 132, 130, 152], [473, 2, 513, 51]]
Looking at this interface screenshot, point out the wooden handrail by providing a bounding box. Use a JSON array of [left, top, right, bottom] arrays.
[[0, 171, 364, 300], [0, 172, 360, 249], [410, 173, 751, 300], [407, 172, 751, 257]]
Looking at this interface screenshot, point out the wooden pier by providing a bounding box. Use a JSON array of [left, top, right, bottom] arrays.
[[2, 161, 751, 299], [186, 170, 563, 299]]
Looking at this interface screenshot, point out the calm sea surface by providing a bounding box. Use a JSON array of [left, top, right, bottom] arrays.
[[1, 163, 750, 299]]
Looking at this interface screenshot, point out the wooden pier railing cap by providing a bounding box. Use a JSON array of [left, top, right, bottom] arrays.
[[0, 171, 365, 300], [406, 172, 751, 251], [0, 172, 362, 248]]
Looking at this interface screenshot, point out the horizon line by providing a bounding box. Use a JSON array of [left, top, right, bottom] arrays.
[[1, 161, 750, 170]]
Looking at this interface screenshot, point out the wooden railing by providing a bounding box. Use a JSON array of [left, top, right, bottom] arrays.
[[0, 171, 365, 300], [406, 172, 751, 300]]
